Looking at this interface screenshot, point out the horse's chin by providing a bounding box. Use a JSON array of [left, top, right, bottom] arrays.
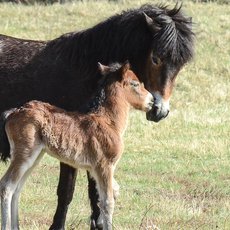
[[146, 107, 169, 122]]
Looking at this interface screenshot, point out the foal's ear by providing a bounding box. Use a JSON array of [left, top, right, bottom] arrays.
[[121, 61, 130, 74], [98, 62, 110, 76]]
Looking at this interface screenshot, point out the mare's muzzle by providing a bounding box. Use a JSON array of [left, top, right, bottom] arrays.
[[146, 91, 170, 123], [146, 106, 169, 122]]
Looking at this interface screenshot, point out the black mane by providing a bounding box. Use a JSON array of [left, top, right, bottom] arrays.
[[49, 4, 194, 72], [140, 4, 194, 64]]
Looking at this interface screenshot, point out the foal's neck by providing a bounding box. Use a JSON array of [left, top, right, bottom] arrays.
[[98, 83, 130, 135]]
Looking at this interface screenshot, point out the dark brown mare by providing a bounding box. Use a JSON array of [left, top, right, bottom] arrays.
[[0, 4, 194, 229]]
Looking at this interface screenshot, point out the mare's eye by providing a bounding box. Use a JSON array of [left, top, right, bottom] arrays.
[[130, 81, 140, 87], [152, 56, 161, 65]]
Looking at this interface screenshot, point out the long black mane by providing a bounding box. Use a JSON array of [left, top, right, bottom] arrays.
[[48, 4, 194, 81], [142, 4, 194, 64]]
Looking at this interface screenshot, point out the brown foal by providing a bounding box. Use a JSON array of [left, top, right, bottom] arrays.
[[0, 62, 153, 230]]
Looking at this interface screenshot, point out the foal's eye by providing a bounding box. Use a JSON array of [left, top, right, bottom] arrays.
[[152, 56, 161, 65], [130, 81, 140, 87]]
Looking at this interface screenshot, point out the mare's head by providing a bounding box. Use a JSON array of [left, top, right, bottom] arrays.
[[49, 4, 194, 122], [123, 4, 194, 122], [98, 62, 153, 112]]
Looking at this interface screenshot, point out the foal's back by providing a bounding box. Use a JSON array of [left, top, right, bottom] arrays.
[[6, 101, 93, 166]]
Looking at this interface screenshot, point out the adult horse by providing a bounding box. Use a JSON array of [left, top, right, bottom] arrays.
[[0, 4, 194, 230]]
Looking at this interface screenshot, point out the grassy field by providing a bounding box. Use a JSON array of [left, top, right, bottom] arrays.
[[0, 0, 230, 229]]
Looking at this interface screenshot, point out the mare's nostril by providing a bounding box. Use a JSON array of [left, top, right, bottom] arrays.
[[164, 110, 169, 118], [153, 104, 159, 110]]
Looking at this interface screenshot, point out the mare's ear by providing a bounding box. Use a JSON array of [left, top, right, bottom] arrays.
[[143, 13, 161, 34], [98, 62, 110, 76]]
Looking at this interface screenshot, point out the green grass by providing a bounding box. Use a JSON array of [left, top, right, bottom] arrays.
[[0, 0, 230, 229]]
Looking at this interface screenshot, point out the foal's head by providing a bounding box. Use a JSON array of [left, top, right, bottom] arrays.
[[98, 62, 154, 112]]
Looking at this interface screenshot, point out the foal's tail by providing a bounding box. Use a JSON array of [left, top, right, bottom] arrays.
[[0, 109, 16, 162]]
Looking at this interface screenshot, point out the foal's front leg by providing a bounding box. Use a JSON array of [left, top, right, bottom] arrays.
[[88, 173, 118, 229], [95, 167, 115, 230]]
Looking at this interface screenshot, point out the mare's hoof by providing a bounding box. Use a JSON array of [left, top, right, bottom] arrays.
[[49, 226, 65, 230], [90, 219, 103, 230]]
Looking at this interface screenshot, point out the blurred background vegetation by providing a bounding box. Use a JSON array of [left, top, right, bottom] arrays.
[[0, 0, 229, 5]]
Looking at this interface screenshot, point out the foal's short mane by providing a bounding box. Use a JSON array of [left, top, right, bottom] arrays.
[[80, 63, 123, 113]]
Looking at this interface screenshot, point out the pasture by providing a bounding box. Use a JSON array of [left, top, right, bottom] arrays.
[[0, 0, 230, 229]]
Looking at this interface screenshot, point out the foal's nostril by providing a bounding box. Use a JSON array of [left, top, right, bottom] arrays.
[[150, 98, 154, 105], [147, 97, 154, 108]]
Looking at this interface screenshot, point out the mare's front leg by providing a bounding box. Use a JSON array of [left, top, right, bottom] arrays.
[[49, 163, 77, 230], [87, 172, 102, 230]]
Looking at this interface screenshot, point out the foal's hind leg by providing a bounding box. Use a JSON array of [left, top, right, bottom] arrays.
[[112, 178, 120, 200], [0, 147, 42, 230], [0, 166, 17, 230], [11, 145, 44, 230]]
